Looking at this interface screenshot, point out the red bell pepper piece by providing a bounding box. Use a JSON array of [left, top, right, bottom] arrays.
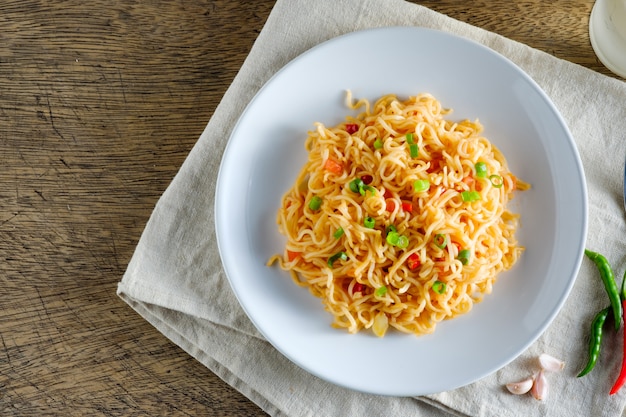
[[407, 253, 420, 270]]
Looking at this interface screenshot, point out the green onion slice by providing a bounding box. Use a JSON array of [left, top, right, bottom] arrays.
[[405, 133, 415, 144], [349, 178, 364, 193], [489, 174, 504, 188], [385, 225, 397, 235], [409, 143, 419, 158], [434, 233, 447, 249], [475, 161, 488, 178], [375, 286, 388, 297], [396, 235, 409, 249], [461, 190, 481, 202], [308, 195, 322, 210], [373, 138, 384, 150], [386, 231, 400, 246], [413, 179, 430, 193], [360, 184, 376, 196], [328, 251, 348, 268], [350, 178, 376, 196], [333, 227, 344, 239], [457, 249, 471, 265], [432, 280, 447, 294], [364, 216, 375, 229]]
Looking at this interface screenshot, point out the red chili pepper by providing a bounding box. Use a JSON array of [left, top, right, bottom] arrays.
[[610, 273, 626, 395], [407, 253, 420, 270], [345, 123, 359, 134], [401, 201, 413, 213], [287, 250, 300, 262]]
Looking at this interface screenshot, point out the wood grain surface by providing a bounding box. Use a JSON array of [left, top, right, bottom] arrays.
[[0, 1, 618, 416]]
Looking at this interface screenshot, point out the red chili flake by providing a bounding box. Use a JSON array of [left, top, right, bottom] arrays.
[[345, 123, 359, 134], [360, 174, 373, 184]]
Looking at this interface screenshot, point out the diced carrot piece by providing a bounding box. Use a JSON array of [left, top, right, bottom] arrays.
[[506, 174, 518, 191], [287, 250, 300, 262], [324, 158, 343, 175]]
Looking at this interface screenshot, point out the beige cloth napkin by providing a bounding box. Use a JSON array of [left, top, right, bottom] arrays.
[[117, 0, 626, 415]]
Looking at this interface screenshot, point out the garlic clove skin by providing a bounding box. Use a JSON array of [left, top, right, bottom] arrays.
[[506, 377, 534, 395], [538, 353, 565, 372], [531, 370, 548, 400]]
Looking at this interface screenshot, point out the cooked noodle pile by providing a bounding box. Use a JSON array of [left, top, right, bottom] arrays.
[[267, 92, 528, 337]]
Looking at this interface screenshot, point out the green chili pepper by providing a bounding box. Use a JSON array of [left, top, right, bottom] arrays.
[[578, 306, 610, 377], [585, 249, 622, 330]]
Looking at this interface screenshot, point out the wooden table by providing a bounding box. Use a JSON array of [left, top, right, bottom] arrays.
[[0, 1, 618, 415]]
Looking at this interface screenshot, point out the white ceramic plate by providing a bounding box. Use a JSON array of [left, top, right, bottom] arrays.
[[215, 27, 587, 396]]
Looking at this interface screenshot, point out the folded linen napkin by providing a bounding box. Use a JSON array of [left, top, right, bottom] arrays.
[[117, 0, 626, 415]]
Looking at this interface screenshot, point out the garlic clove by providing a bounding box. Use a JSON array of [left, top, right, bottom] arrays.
[[531, 370, 548, 400], [505, 377, 534, 395], [538, 353, 565, 372]]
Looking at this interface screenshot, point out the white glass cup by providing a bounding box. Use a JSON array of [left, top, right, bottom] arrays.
[[589, 0, 626, 78]]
